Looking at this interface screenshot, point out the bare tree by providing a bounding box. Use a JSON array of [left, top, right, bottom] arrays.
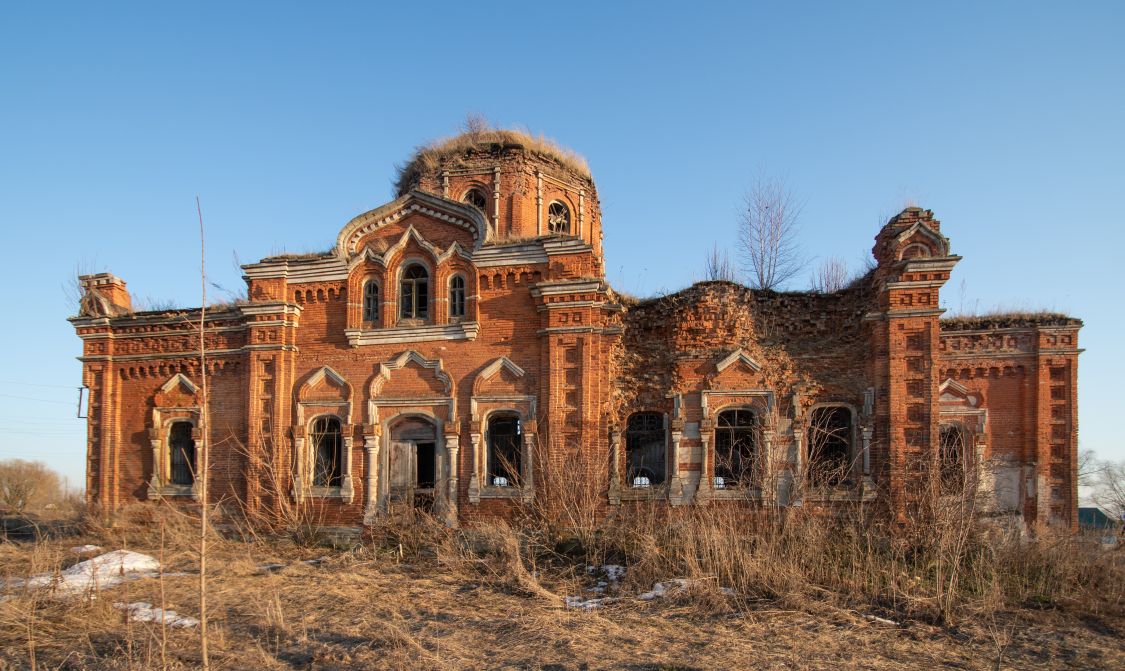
[[737, 173, 804, 290], [810, 256, 849, 293], [0, 459, 63, 514], [704, 243, 738, 282], [1090, 458, 1125, 520]]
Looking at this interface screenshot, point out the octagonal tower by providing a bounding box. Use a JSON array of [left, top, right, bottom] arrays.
[[394, 129, 603, 274]]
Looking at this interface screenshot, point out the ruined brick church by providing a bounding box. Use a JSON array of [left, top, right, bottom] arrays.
[[71, 130, 1082, 529]]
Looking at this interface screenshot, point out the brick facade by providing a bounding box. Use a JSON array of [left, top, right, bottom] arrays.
[[70, 132, 1083, 530]]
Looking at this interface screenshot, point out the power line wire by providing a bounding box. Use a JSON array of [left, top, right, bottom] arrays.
[[0, 380, 80, 389], [0, 393, 75, 405]]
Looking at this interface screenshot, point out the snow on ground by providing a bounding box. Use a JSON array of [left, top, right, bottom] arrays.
[[114, 602, 199, 628], [21, 550, 161, 595], [70, 544, 103, 554], [638, 579, 736, 600], [565, 595, 619, 610]]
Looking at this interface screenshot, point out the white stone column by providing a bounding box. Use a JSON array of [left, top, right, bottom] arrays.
[[363, 434, 380, 524], [668, 427, 685, 505], [341, 434, 355, 503], [147, 428, 162, 499], [468, 432, 481, 504], [522, 431, 536, 503], [608, 428, 622, 505], [445, 433, 460, 526]]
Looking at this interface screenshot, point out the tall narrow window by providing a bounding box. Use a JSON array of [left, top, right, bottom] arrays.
[[547, 201, 570, 234], [399, 264, 429, 321], [939, 424, 966, 492], [449, 275, 466, 318], [807, 406, 853, 486], [487, 414, 522, 487], [168, 421, 196, 486], [464, 188, 487, 211], [714, 409, 757, 487], [311, 416, 343, 488], [362, 280, 380, 322], [625, 412, 666, 487]]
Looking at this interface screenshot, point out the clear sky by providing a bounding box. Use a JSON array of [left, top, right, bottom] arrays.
[[1, 1, 1122, 490]]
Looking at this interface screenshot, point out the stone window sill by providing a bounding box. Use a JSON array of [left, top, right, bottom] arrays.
[[619, 485, 668, 501], [345, 321, 479, 346], [150, 484, 195, 499], [707, 487, 763, 501], [309, 486, 346, 498], [479, 486, 532, 500]]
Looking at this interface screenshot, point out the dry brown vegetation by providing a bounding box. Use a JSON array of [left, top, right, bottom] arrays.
[[394, 121, 590, 198], [3, 453, 1125, 671]]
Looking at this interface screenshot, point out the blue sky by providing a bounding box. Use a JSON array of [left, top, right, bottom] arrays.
[[1, 1, 1122, 489]]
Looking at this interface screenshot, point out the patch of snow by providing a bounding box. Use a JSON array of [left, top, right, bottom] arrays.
[[70, 545, 103, 554], [638, 579, 735, 601], [565, 595, 618, 610], [602, 565, 626, 582], [114, 601, 199, 628], [23, 550, 160, 595]]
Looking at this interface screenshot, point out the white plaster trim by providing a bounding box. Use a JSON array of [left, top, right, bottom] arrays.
[[473, 243, 549, 268], [715, 349, 762, 374], [305, 365, 350, 393], [336, 191, 490, 259], [159, 373, 198, 395], [345, 322, 479, 346], [370, 350, 455, 399], [893, 221, 950, 256]]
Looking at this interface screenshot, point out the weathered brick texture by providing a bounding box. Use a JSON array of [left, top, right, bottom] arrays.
[[70, 136, 1082, 530]]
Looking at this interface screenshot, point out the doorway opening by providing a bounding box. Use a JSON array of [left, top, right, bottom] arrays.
[[389, 416, 438, 512]]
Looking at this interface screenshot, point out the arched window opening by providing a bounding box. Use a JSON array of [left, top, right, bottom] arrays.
[[715, 409, 757, 488], [311, 416, 343, 488], [399, 264, 429, 321], [463, 188, 488, 211], [625, 412, 666, 487], [449, 275, 466, 318], [939, 424, 967, 493], [900, 243, 932, 260], [547, 201, 571, 234], [487, 414, 522, 487], [362, 280, 380, 322], [168, 421, 196, 486], [807, 406, 853, 486]]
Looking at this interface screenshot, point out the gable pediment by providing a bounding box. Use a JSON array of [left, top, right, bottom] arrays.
[[939, 378, 981, 408], [371, 350, 453, 399], [299, 366, 352, 402], [337, 191, 490, 261], [708, 349, 764, 390], [894, 222, 950, 258], [154, 373, 200, 407], [473, 357, 531, 395]]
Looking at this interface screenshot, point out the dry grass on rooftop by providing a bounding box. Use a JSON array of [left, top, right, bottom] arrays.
[[395, 125, 590, 197]]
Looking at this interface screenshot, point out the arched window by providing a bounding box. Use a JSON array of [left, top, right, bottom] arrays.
[[168, 421, 196, 486], [714, 409, 757, 487], [939, 424, 966, 492], [463, 188, 488, 211], [399, 264, 429, 321], [449, 275, 466, 318], [311, 416, 343, 488], [487, 414, 522, 487], [807, 406, 853, 486], [547, 201, 570, 234], [625, 412, 666, 487], [362, 280, 380, 322]]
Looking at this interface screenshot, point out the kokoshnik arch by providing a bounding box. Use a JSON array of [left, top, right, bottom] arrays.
[[70, 129, 1083, 529]]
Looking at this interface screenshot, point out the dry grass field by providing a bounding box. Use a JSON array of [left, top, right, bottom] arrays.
[[2, 498, 1125, 671]]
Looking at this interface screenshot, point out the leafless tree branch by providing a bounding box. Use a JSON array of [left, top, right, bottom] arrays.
[[737, 173, 804, 290]]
